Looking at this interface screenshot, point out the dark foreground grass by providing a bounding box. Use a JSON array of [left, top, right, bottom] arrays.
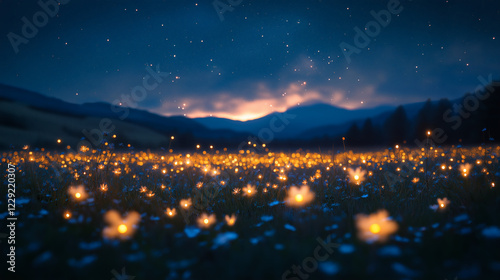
[[1, 146, 499, 280]]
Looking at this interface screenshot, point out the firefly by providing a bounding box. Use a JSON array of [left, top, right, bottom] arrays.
[[64, 211, 72, 219]]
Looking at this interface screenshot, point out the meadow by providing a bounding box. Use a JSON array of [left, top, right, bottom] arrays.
[[1, 144, 500, 280]]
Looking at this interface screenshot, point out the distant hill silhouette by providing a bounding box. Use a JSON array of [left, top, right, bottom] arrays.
[[0, 84, 249, 149], [194, 103, 396, 138]]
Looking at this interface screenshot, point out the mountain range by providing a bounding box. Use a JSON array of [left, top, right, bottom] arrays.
[[193, 100, 440, 139], [0, 83, 453, 149]]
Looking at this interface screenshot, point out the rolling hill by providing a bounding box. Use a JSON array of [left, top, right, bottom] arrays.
[[0, 84, 249, 149]]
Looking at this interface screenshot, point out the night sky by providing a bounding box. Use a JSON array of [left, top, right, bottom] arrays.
[[1, 0, 499, 121]]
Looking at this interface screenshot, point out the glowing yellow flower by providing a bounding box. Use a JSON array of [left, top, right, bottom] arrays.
[[355, 210, 398, 243], [348, 167, 366, 185], [437, 197, 450, 209], [103, 210, 141, 240], [232, 188, 241, 195], [286, 185, 315, 207], [80, 145, 89, 153], [139, 186, 148, 193], [68, 185, 88, 201], [165, 208, 177, 217], [196, 182, 203, 189], [459, 163, 472, 176], [225, 214, 237, 226], [100, 184, 108, 192], [197, 213, 216, 228], [180, 198, 192, 209], [242, 184, 256, 196]]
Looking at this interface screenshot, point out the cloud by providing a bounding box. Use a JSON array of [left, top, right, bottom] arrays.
[[148, 80, 417, 121], [152, 83, 327, 121]]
